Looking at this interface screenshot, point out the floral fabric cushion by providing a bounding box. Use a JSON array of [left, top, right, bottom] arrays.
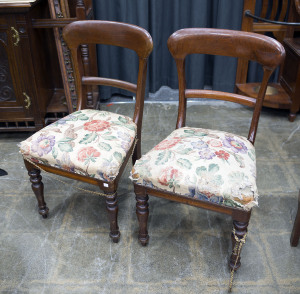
[[130, 127, 258, 210], [20, 109, 137, 182]]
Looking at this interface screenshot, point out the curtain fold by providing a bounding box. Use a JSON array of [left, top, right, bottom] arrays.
[[93, 0, 244, 99]]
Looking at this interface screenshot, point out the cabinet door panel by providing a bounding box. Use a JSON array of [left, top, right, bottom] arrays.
[[0, 24, 18, 105], [0, 15, 35, 121]]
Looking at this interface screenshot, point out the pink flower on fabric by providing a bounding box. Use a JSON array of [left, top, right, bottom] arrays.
[[154, 137, 181, 150], [84, 120, 111, 132], [31, 135, 55, 157], [208, 139, 223, 148], [158, 166, 181, 187], [215, 150, 230, 160], [77, 147, 100, 164]]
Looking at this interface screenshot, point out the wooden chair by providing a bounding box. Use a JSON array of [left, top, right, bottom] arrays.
[[291, 190, 300, 247], [19, 20, 153, 243], [236, 0, 300, 121], [131, 29, 285, 272]]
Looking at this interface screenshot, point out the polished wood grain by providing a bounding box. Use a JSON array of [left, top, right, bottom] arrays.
[[24, 160, 49, 218], [0, 1, 54, 131], [24, 20, 153, 242], [291, 190, 300, 247], [0, 0, 99, 131], [236, 0, 300, 121], [280, 38, 300, 122], [134, 28, 284, 271]]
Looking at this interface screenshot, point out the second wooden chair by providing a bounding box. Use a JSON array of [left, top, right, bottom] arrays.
[[130, 28, 285, 272]]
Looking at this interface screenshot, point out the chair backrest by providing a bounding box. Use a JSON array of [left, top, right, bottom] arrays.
[[167, 28, 285, 144], [62, 20, 153, 131]]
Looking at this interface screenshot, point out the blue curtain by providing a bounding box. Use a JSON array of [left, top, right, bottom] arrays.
[[93, 0, 244, 99]]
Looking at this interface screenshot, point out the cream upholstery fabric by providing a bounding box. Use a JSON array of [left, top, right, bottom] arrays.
[[20, 109, 136, 182], [130, 127, 258, 210]]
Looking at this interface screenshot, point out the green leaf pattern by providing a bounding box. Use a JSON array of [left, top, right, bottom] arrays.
[[130, 126, 258, 211], [20, 109, 137, 183]]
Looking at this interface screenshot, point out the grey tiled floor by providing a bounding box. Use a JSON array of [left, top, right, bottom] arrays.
[[0, 101, 299, 293]]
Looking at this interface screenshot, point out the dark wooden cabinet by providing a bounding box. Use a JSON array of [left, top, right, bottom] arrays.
[[0, 4, 48, 131], [236, 0, 300, 121], [0, 0, 98, 132], [280, 38, 300, 120]]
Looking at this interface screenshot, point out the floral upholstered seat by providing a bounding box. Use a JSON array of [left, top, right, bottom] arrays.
[[20, 109, 137, 182], [130, 127, 258, 210]]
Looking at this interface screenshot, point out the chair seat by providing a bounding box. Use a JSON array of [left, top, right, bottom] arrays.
[[130, 127, 258, 210], [20, 109, 137, 182]]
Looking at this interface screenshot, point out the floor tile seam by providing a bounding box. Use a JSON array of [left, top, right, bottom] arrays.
[[277, 157, 300, 189], [4, 229, 284, 238], [232, 233, 276, 285], [276, 277, 300, 283], [258, 231, 298, 237], [258, 233, 292, 287], [115, 235, 133, 284], [49, 195, 80, 281], [144, 226, 232, 234], [0, 193, 38, 197], [258, 133, 286, 158], [250, 229, 296, 235], [0, 232, 60, 289], [114, 279, 282, 287], [257, 156, 300, 163], [0, 228, 115, 234], [0, 197, 19, 226], [123, 279, 224, 286], [258, 188, 295, 194], [248, 231, 281, 289], [185, 226, 235, 286], [258, 191, 299, 197], [256, 158, 297, 163], [125, 218, 135, 285], [0, 196, 41, 232], [0, 192, 100, 198], [0, 281, 194, 289]]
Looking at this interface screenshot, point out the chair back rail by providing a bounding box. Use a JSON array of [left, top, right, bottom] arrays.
[[62, 20, 153, 132], [63, 20, 153, 57], [167, 28, 285, 144]]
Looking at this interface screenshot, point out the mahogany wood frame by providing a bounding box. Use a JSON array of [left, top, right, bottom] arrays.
[[291, 190, 300, 247], [134, 28, 285, 271], [236, 0, 300, 122], [24, 20, 153, 243]]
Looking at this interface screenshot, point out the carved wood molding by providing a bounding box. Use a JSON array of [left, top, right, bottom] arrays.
[[48, 0, 77, 112], [0, 32, 7, 46]]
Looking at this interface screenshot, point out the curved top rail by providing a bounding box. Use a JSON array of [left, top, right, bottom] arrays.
[[168, 28, 285, 68], [63, 20, 153, 59]]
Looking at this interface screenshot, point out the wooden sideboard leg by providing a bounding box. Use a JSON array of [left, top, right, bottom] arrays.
[[291, 191, 300, 247]]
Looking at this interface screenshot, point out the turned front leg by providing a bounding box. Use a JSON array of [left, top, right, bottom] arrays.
[[229, 220, 249, 271], [105, 192, 120, 243], [28, 169, 49, 218], [135, 185, 149, 246]]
